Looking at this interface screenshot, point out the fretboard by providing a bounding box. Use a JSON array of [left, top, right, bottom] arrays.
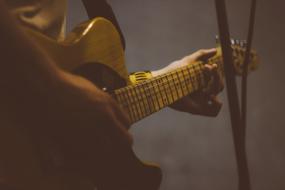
[[114, 57, 222, 124]]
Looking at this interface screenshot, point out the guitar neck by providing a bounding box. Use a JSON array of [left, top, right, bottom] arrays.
[[114, 56, 223, 124]]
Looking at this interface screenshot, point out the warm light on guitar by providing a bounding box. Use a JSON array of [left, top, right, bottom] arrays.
[[25, 17, 259, 190]]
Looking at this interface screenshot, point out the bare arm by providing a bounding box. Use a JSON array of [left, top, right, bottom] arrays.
[[79, 0, 223, 117]]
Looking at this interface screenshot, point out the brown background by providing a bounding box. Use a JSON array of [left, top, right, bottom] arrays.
[[68, 0, 285, 189]]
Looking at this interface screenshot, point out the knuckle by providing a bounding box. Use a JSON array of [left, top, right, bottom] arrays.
[[198, 49, 206, 55]]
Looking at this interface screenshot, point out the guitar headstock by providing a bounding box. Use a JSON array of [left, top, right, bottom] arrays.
[[215, 37, 260, 76]]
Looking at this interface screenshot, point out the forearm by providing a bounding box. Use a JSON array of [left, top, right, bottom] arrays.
[[132, 48, 217, 81], [151, 60, 182, 77], [129, 60, 182, 84]]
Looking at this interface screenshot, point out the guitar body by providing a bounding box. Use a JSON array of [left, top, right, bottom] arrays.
[[23, 16, 259, 190], [25, 18, 162, 190]]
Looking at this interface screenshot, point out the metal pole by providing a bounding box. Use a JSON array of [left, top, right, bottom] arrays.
[[214, 1, 251, 190]]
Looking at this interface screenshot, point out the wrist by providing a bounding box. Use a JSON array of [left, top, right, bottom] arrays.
[[151, 70, 164, 77], [151, 59, 183, 77]]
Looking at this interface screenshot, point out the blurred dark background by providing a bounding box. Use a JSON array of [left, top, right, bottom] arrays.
[[68, 0, 285, 190]]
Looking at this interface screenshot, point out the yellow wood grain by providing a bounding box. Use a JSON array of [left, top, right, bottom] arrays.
[[25, 17, 130, 82]]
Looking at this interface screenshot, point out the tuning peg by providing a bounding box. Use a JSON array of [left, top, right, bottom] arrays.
[[215, 35, 220, 44], [243, 40, 248, 47], [236, 39, 241, 45], [239, 40, 247, 48]]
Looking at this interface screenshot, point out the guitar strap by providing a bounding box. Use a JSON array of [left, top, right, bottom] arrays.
[[214, 1, 257, 190]]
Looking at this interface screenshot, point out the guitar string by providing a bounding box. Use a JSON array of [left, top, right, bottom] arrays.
[[128, 74, 204, 122], [117, 51, 246, 121], [120, 56, 223, 96], [126, 57, 224, 121], [116, 64, 206, 121], [116, 56, 225, 121], [116, 64, 204, 109], [117, 63, 205, 110], [117, 62, 204, 96], [117, 72, 200, 121], [126, 53, 247, 122]]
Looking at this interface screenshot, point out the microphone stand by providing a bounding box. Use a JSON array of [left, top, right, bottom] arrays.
[[214, 1, 254, 190]]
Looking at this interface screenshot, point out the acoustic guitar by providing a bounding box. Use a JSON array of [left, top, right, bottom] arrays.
[[25, 17, 259, 190]]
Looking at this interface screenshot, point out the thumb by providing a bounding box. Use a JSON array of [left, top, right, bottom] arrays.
[[196, 48, 217, 62]]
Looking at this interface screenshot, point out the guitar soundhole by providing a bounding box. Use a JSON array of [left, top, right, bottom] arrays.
[[73, 62, 127, 93]]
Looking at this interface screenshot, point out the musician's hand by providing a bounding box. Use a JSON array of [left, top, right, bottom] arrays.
[[152, 48, 224, 117], [170, 64, 223, 117], [17, 70, 133, 146], [54, 71, 133, 144]]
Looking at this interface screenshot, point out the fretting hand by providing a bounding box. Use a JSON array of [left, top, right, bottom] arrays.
[[152, 48, 224, 117]]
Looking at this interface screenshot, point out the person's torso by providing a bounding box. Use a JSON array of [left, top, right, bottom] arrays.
[[5, 0, 67, 40]]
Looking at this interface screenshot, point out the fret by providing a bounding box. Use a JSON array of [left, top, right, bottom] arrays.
[[178, 68, 189, 95], [175, 72, 184, 98], [166, 74, 175, 103], [162, 75, 174, 104], [175, 71, 187, 97], [138, 84, 151, 116], [124, 88, 137, 122], [155, 77, 165, 108], [127, 87, 140, 121], [198, 63, 207, 86], [115, 90, 124, 107], [126, 87, 140, 122], [159, 77, 170, 106], [150, 79, 163, 110], [151, 80, 161, 111], [142, 82, 156, 113], [170, 72, 180, 101], [186, 66, 196, 91], [195, 63, 205, 88], [170, 72, 180, 98], [120, 89, 134, 121], [116, 90, 128, 110], [131, 87, 144, 119], [190, 66, 199, 90], [181, 67, 191, 93], [114, 57, 225, 124], [136, 86, 149, 117], [116, 90, 134, 122]]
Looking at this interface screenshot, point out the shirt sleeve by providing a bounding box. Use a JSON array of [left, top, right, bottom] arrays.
[[81, 0, 126, 49]]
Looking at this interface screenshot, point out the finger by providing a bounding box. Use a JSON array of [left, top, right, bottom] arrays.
[[203, 64, 217, 89], [206, 96, 223, 117], [203, 64, 224, 95], [170, 96, 192, 113], [203, 63, 217, 79], [209, 65, 223, 95], [196, 98, 222, 117], [196, 48, 217, 62], [187, 93, 222, 117]]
